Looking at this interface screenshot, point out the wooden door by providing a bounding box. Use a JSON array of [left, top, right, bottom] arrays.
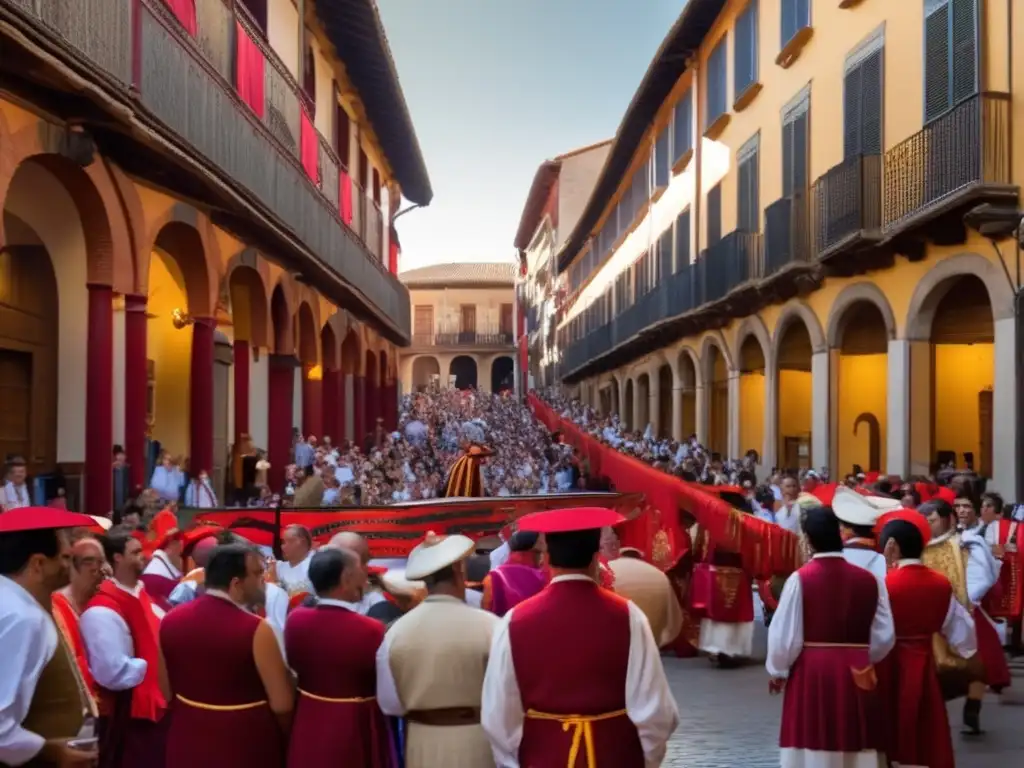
[[460, 305, 477, 341], [499, 303, 513, 336], [414, 306, 434, 342], [0, 350, 32, 463]]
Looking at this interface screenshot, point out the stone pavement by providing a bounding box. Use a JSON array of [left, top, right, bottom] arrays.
[[662, 654, 1024, 767]]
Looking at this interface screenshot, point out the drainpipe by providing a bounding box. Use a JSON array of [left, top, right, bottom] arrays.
[[691, 55, 702, 264], [297, 0, 306, 87]]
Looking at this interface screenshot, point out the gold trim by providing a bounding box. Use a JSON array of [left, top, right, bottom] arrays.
[[526, 708, 628, 768], [175, 694, 266, 711], [299, 690, 375, 704]]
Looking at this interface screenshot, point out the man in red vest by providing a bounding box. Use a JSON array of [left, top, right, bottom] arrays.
[[80, 526, 167, 768], [286, 547, 393, 767], [481, 506, 678, 767]]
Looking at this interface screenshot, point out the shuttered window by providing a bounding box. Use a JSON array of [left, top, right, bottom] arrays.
[[658, 228, 674, 277], [734, 1, 758, 98], [924, 0, 977, 123], [655, 127, 670, 190], [632, 162, 649, 209], [675, 210, 691, 271], [782, 90, 810, 197], [705, 37, 728, 129], [707, 185, 722, 246], [737, 135, 760, 232], [781, 0, 810, 48], [673, 92, 693, 163], [844, 41, 883, 159]]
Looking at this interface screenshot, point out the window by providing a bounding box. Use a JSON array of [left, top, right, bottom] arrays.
[[782, 89, 810, 197], [674, 210, 691, 271], [705, 37, 728, 129], [238, 0, 268, 35], [303, 44, 316, 108], [737, 134, 760, 232], [654, 127, 670, 190], [673, 92, 693, 162], [500, 304, 513, 335], [333, 86, 351, 168], [734, 1, 759, 97], [631, 161, 649, 210], [658, 228, 674, 278], [414, 306, 434, 338], [924, 0, 977, 122], [844, 36, 884, 158], [781, 0, 810, 48], [706, 184, 722, 246]]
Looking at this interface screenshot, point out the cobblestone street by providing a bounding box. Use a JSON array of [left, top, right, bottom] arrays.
[[663, 655, 1024, 767]]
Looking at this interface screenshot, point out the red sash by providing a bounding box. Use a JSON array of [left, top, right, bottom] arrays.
[[88, 582, 166, 722]]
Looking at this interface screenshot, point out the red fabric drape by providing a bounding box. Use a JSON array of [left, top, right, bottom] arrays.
[[234, 21, 265, 118], [300, 110, 318, 181], [388, 240, 399, 275], [527, 394, 800, 579], [164, 0, 197, 37], [339, 171, 354, 225]]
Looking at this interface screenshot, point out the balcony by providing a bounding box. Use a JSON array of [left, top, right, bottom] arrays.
[[1, 0, 408, 338], [764, 193, 812, 276], [409, 327, 515, 351], [700, 230, 764, 301], [883, 92, 1014, 236], [811, 154, 882, 260]]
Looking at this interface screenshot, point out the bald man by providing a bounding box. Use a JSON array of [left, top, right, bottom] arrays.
[[326, 532, 392, 618], [53, 535, 108, 698]]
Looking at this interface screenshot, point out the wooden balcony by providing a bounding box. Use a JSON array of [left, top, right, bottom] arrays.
[[0, 0, 409, 339], [408, 327, 516, 353]]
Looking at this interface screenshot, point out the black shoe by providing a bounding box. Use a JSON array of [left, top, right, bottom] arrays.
[[962, 698, 984, 735]]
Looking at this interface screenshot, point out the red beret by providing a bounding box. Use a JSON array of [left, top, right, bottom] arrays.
[[0, 508, 96, 534], [517, 506, 625, 534], [876, 508, 932, 547]]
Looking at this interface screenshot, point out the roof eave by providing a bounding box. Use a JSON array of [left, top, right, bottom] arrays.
[[314, 0, 433, 206], [513, 160, 561, 250], [555, 0, 726, 274]]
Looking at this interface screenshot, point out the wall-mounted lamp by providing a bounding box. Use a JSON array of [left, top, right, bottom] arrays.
[[171, 308, 193, 330], [306, 364, 323, 382]]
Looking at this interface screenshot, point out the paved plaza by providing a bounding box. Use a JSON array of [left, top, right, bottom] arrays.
[[663, 655, 1024, 767]]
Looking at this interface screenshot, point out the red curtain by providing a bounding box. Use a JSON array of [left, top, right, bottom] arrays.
[[164, 0, 197, 37], [300, 109, 318, 181], [235, 22, 265, 118], [388, 240, 399, 274], [339, 170, 353, 225], [528, 394, 800, 578]]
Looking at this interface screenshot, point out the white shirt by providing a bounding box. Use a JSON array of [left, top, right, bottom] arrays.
[[184, 479, 218, 508], [766, 553, 896, 679], [842, 545, 887, 583], [773, 502, 803, 534], [480, 575, 679, 768], [276, 553, 313, 596], [0, 576, 59, 765], [264, 583, 289, 654], [143, 551, 182, 580], [80, 579, 163, 692], [489, 542, 511, 570], [2, 482, 30, 510], [893, 559, 978, 658]]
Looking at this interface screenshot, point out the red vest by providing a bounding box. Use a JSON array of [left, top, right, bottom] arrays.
[[508, 578, 645, 767], [87, 581, 165, 721], [285, 605, 383, 698], [886, 564, 953, 637], [798, 557, 878, 644]]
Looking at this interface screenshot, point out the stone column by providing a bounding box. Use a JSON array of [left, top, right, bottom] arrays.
[[907, 340, 932, 477], [233, 341, 250, 443], [322, 367, 341, 444], [123, 294, 148, 492], [695, 384, 708, 445], [649, 384, 661, 438], [268, 354, 296, 490], [811, 350, 830, 470], [85, 284, 113, 516], [762, 357, 778, 470], [672, 387, 684, 441], [728, 372, 741, 459], [993, 317, 1017, 495], [189, 317, 215, 476], [302, 365, 323, 438], [886, 339, 910, 478]]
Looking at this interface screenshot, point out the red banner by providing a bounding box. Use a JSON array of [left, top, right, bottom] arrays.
[[189, 492, 645, 558], [528, 394, 800, 578]]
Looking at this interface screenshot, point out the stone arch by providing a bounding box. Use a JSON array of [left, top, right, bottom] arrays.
[[227, 263, 270, 349], [699, 332, 734, 386], [270, 283, 294, 355], [412, 355, 441, 390], [0, 116, 135, 291], [449, 355, 478, 390], [826, 282, 897, 348], [144, 206, 219, 317], [734, 315, 772, 370], [904, 252, 1015, 341], [341, 329, 362, 375], [296, 302, 319, 365], [320, 321, 339, 371], [772, 300, 826, 356], [675, 346, 700, 388]]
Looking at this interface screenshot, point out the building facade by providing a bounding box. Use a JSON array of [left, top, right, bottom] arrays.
[[0, 0, 432, 511], [398, 263, 517, 395], [514, 141, 611, 389], [553, 0, 1023, 496]]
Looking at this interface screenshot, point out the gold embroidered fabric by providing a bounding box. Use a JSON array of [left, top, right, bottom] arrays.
[[712, 566, 744, 610], [922, 537, 974, 675]]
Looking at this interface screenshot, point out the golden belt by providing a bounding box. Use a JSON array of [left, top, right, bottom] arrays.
[[175, 694, 266, 711], [525, 707, 628, 768], [298, 689, 375, 704]]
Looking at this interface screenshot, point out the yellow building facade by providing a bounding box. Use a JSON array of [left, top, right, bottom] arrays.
[[0, 0, 430, 512], [554, 0, 1022, 496]]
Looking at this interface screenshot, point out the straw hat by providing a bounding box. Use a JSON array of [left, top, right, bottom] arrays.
[[404, 531, 475, 580]]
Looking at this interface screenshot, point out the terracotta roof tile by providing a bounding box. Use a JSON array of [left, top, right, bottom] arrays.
[[399, 262, 517, 286]]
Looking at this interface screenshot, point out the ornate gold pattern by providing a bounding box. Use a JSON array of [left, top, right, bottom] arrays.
[[651, 530, 671, 568], [712, 566, 744, 610], [922, 536, 973, 674]]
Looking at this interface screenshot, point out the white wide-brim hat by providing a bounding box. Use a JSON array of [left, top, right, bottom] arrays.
[[404, 532, 475, 580], [381, 568, 427, 597], [833, 486, 901, 527], [89, 515, 113, 531]]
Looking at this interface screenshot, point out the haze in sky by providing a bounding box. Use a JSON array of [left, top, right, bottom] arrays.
[[376, 0, 686, 272]]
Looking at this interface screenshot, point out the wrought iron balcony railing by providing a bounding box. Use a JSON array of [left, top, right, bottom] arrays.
[[883, 92, 1012, 228], [414, 329, 515, 347], [2, 0, 406, 333], [700, 230, 764, 301], [764, 193, 811, 276], [811, 154, 882, 257]]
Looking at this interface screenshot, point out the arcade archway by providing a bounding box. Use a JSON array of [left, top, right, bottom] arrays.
[[775, 316, 813, 471], [737, 333, 767, 459], [450, 355, 478, 390], [412, 356, 441, 391], [491, 355, 514, 393]]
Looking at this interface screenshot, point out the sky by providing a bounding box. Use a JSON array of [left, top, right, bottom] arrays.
[[376, 0, 687, 272]]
